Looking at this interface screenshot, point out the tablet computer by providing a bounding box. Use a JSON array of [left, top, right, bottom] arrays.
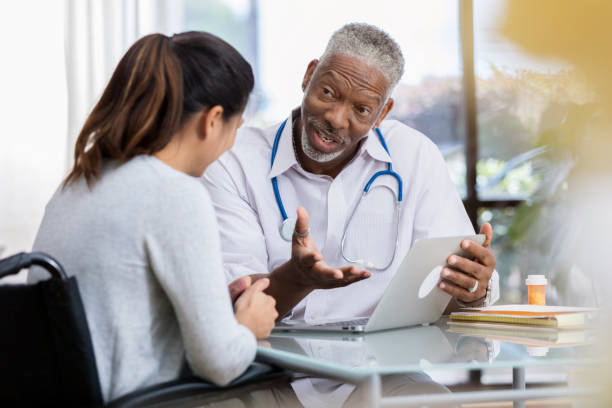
[[274, 234, 485, 333]]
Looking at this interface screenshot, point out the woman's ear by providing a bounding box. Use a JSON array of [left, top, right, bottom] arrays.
[[197, 105, 224, 140]]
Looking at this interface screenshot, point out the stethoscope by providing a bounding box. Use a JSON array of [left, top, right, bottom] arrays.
[[271, 119, 403, 271]]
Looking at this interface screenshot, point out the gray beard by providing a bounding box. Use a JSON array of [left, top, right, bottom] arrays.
[[300, 123, 344, 163]]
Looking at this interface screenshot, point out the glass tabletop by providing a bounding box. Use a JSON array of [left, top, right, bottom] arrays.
[[257, 318, 600, 379]]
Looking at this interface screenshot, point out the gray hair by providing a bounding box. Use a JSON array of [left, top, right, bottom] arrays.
[[318, 23, 405, 93]]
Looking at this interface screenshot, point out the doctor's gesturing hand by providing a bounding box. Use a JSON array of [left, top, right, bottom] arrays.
[[290, 207, 371, 288], [262, 206, 371, 318], [439, 223, 496, 309]]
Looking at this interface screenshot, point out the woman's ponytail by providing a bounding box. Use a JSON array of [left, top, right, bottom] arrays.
[[64, 31, 253, 187]]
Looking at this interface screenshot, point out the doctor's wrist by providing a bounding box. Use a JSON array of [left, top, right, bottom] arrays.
[[455, 295, 486, 308], [267, 260, 315, 317], [455, 281, 492, 308], [270, 260, 315, 292]]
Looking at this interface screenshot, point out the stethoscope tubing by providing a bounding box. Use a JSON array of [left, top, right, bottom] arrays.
[[270, 118, 403, 271]]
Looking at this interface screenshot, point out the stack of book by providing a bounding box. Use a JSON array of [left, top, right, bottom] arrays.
[[449, 305, 599, 352], [447, 321, 595, 349], [449, 304, 598, 330]]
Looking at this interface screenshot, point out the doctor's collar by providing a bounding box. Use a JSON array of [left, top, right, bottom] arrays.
[[361, 128, 392, 164], [268, 111, 391, 179], [267, 112, 300, 179]]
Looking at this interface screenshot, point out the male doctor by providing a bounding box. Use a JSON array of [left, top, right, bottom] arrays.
[[204, 23, 499, 322]]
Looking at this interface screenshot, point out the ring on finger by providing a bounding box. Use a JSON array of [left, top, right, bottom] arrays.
[[468, 280, 479, 293], [293, 229, 310, 238]]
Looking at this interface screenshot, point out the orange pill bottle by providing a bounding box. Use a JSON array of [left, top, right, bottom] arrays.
[[525, 275, 547, 305]]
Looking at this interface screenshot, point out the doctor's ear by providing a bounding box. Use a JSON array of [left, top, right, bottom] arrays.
[[373, 98, 394, 129], [197, 105, 224, 140], [302, 59, 318, 91]]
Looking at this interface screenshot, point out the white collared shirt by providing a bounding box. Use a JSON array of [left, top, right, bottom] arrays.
[[202, 112, 499, 323]]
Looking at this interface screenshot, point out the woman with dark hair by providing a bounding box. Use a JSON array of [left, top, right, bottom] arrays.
[[28, 32, 277, 402]]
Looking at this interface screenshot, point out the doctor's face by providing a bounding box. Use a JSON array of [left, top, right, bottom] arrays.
[[300, 54, 393, 163]]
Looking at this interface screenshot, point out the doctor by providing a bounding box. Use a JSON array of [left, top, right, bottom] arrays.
[[204, 23, 499, 321]]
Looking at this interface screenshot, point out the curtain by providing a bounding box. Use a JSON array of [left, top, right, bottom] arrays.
[[63, 0, 185, 170]]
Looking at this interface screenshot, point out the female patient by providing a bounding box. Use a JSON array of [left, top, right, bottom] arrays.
[[28, 31, 277, 402]]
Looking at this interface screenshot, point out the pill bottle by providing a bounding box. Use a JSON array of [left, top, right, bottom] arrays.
[[525, 275, 547, 305], [527, 346, 549, 357]]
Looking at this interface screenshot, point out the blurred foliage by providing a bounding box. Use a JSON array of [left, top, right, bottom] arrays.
[[506, 104, 597, 242], [390, 65, 593, 304], [496, 103, 598, 305], [502, 1, 612, 402], [390, 68, 591, 199], [477, 67, 592, 161], [477, 159, 541, 197]]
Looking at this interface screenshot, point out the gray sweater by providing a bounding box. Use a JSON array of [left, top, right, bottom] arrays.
[[28, 155, 256, 402]]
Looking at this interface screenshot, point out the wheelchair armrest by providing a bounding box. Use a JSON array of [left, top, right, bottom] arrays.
[[0, 252, 67, 280]]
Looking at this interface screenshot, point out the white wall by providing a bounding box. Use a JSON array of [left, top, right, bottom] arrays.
[[0, 1, 67, 281], [0, 0, 184, 283], [257, 0, 461, 122]]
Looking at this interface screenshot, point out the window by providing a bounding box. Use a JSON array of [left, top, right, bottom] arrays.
[[471, 0, 592, 303], [184, 1, 593, 304], [185, 0, 467, 194], [475, 0, 574, 201]]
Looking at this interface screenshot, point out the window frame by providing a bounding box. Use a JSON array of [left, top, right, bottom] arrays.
[[459, 0, 521, 231]]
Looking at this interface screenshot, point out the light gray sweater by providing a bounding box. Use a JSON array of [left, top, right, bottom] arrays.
[[28, 155, 256, 402]]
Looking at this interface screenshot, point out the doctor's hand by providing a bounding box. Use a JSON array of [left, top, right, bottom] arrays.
[[229, 275, 252, 304], [234, 278, 278, 339], [289, 207, 371, 289], [439, 223, 496, 305]]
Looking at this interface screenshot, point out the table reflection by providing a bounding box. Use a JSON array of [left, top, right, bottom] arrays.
[[196, 372, 456, 408], [193, 321, 594, 407], [264, 320, 594, 369], [265, 323, 494, 368]]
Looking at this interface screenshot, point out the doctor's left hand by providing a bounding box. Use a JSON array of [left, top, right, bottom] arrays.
[[438, 223, 496, 305]]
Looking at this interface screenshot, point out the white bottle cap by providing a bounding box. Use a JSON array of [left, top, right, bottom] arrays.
[[525, 275, 548, 286], [527, 346, 549, 357]]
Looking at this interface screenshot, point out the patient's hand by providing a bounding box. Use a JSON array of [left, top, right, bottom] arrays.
[[439, 223, 496, 305], [289, 207, 370, 289], [234, 278, 278, 339], [229, 275, 251, 304]]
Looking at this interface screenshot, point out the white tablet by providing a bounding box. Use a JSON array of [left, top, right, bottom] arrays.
[[275, 234, 485, 333]]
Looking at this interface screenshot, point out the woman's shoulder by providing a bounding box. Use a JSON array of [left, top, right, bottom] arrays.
[[69, 155, 215, 228], [118, 155, 209, 199], [135, 156, 213, 216]]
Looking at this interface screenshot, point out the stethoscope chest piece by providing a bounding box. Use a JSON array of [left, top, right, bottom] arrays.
[[279, 217, 297, 242]]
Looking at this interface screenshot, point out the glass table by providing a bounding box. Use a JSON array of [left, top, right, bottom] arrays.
[[256, 318, 601, 407]]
